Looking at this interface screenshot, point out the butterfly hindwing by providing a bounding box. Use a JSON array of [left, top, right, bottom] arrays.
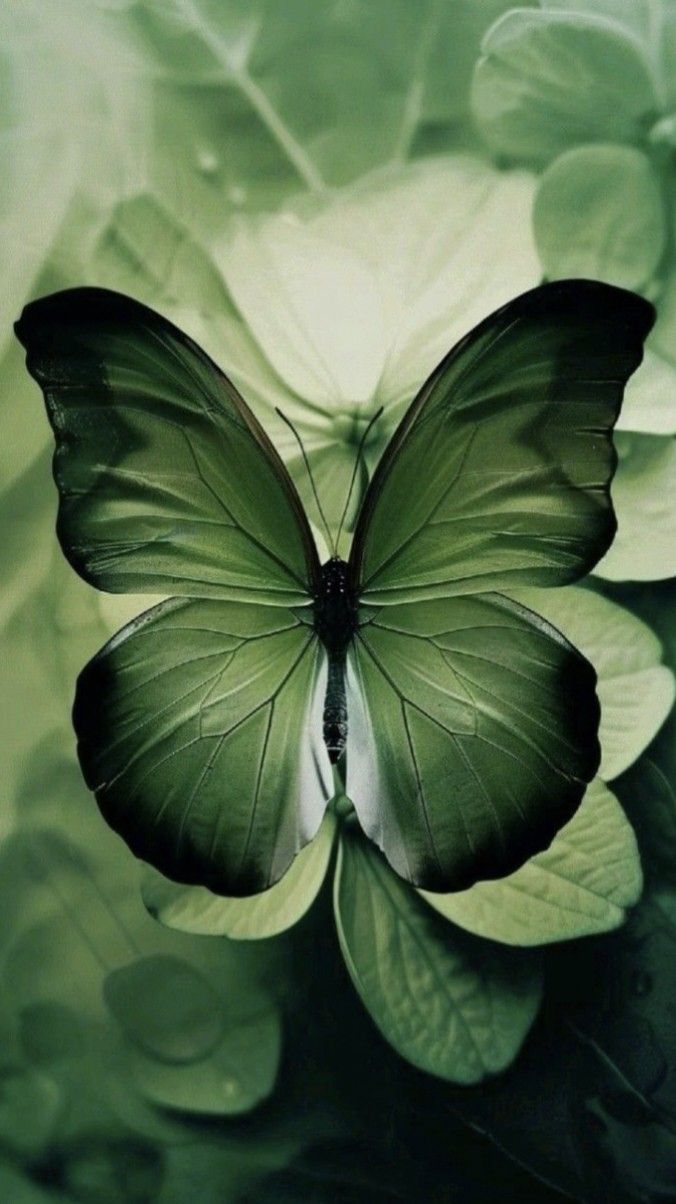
[[75, 597, 332, 895], [15, 288, 319, 604], [349, 280, 654, 604], [346, 593, 600, 891]]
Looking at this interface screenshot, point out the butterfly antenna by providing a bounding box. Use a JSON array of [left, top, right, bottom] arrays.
[[276, 409, 335, 555], [335, 406, 384, 549]]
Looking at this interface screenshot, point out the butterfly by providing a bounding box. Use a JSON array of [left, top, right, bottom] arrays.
[[16, 280, 653, 897]]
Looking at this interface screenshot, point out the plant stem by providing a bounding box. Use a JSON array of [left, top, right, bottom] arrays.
[[176, 0, 328, 194]]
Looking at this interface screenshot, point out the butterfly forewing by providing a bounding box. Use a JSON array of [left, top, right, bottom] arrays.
[[349, 280, 654, 604], [15, 288, 319, 604]]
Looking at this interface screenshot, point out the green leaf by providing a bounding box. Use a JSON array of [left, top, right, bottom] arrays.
[[218, 156, 541, 417], [333, 831, 542, 1084], [472, 8, 658, 163], [74, 597, 331, 895], [595, 433, 676, 581], [105, 0, 430, 212], [0, 1163, 70, 1204], [616, 348, 676, 436], [533, 144, 666, 290], [347, 591, 601, 893], [103, 955, 226, 1063], [126, 1002, 281, 1116], [422, 779, 642, 945], [87, 192, 231, 314], [142, 812, 336, 939], [617, 759, 676, 889], [509, 585, 675, 779], [0, 1064, 61, 1158]]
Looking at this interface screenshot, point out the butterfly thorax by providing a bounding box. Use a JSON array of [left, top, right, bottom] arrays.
[[314, 557, 358, 764], [314, 557, 358, 655]]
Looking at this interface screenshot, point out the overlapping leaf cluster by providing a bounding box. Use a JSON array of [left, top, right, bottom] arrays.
[[1, 2, 675, 1201]]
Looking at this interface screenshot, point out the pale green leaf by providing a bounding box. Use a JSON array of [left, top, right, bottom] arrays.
[[103, 955, 226, 1063], [334, 832, 542, 1084], [142, 812, 336, 939], [422, 779, 642, 945], [533, 144, 666, 290], [102, 0, 430, 216], [472, 8, 658, 163], [509, 584, 674, 779], [218, 156, 540, 420], [616, 348, 676, 436], [217, 215, 390, 408], [126, 1004, 281, 1115], [595, 434, 676, 581], [85, 192, 231, 314]]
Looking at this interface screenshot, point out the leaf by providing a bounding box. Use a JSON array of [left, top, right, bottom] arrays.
[[142, 812, 336, 939], [0, 1162, 71, 1204], [508, 585, 675, 780], [49, 1136, 164, 1204], [0, 451, 55, 628], [0, 1064, 61, 1158], [422, 779, 642, 945], [421, 1, 520, 126], [533, 144, 666, 290], [472, 8, 659, 163], [219, 216, 390, 409], [126, 1003, 281, 1116], [219, 156, 541, 417], [87, 193, 231, 314], [616, 348, 676, 436], [617, 759, 676, 889], [333, 831, 543, 1084], [103, 955, 226, 1063], [105, 0, 431, 215], [594, 433, 676, 581]]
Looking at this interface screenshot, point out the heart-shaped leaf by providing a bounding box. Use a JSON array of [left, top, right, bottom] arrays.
[[422, 779, 642, 945], [472, 8, 658, 163], [333, 831, 542, 1084], [510, 585, 674, 779], [533, 144, 666, 290]]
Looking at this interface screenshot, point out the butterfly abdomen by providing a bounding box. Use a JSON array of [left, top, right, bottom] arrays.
[[323, 656, 348, 764], [314, 557, 358, 764]]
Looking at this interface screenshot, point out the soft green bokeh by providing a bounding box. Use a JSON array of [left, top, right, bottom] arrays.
[[1, 2, 675, 1199]]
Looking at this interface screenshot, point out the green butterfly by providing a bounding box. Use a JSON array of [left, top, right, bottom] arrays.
[[16, 281, 653, 896]]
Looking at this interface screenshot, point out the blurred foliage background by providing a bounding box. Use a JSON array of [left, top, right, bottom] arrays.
[[1, 2, 675, 1201]]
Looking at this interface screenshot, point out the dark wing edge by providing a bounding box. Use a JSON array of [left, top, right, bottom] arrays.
[[15, 286, 321, 591], [348, 278, 655, 590]]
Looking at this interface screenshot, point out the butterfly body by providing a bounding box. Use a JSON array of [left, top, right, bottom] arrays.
[[15, 280, 655, 896], [314, 556, 359, 763]]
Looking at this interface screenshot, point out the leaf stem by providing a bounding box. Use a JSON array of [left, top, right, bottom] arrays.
[[393, 0, 442, 162], [175, 0, 328, 195], [236, 67, 328, 195]]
